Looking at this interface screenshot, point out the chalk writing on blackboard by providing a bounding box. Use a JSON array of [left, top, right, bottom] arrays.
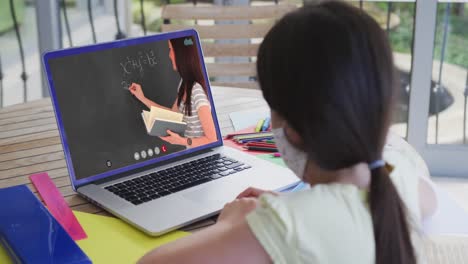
[[120, 50, 158, 90]]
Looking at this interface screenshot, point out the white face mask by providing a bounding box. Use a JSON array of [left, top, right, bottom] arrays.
[[272, 127, 308, 179]]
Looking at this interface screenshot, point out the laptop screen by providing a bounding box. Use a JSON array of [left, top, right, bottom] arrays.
[[45, 30, 222, 185]]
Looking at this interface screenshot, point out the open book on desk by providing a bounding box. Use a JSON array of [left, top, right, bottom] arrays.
[[142, 106, 187, 137]]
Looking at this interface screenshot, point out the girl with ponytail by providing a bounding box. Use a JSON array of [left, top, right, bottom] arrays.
[[139, 1, 436, 263]]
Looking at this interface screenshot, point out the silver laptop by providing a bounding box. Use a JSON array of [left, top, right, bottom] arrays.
[[43, 29, 298, 236]]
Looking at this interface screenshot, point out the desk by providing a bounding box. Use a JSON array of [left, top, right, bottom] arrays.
[[0, 86, 267, 226]]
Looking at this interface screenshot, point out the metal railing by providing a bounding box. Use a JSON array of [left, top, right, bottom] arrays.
[[9, 0, 28, 103], [61, 0, 73, 46], [88, 0, 97, 43], [1, 0, 133, 106]]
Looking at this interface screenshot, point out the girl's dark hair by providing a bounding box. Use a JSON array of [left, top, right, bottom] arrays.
[[257, 2, 415, 264], [170, 36, 207, 116]]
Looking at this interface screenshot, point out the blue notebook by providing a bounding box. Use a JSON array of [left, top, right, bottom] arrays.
[[0, 185, 91, 264]]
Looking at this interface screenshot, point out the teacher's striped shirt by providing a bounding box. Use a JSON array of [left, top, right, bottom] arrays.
[[178, 83, 210, 138]]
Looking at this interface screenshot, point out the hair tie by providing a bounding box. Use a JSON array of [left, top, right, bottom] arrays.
[[369, 160, 386, 170]]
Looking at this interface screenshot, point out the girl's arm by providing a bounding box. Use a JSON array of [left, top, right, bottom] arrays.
[[161, 105, 217, 147], [138, 198, 271, 264], [189, 105, 217, 147], [129, 83, 173, 111], [140, 97, 172, 111]]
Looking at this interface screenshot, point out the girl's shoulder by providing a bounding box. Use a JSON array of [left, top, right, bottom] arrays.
[[253, 183, 373, 238], [247, 186, 375, 263], [269, 183, 369, 218], [192, 82, 204, 90], [191, 82, 207, 97]]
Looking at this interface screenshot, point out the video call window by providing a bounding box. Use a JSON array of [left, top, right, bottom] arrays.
[[48, 35, 218, 180]]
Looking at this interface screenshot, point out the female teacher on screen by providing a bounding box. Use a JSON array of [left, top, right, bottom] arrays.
[[129, 37, 217, 148]]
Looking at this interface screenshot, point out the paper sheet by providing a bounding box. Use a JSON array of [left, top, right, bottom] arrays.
[[0, 211, 188, 264], [74, 211, 188, 263], [150, 106, 183, 122], [229, 107, 270, 131], [256, 153, 286, 167]]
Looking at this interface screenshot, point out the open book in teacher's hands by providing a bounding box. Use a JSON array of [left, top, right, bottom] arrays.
[[141, 106, 187, 137]]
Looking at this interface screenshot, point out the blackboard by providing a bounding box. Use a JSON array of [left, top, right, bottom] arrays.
[[49, 40, 184, 180]]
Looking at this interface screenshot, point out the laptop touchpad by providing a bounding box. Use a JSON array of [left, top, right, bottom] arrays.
[[183, 181, 243, 205]]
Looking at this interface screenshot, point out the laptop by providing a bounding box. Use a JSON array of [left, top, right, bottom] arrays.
[[43, 29, 299, 236]]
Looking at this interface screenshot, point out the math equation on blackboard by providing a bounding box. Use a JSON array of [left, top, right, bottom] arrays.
[[120, 50, 158, 90]]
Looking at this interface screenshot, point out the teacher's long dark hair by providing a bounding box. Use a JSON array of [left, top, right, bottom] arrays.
[[170, 36, 207, 116], [257, 2, 416, 264]]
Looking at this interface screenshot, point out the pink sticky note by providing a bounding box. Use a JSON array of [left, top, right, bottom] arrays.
[[30, 172, 87, 241]]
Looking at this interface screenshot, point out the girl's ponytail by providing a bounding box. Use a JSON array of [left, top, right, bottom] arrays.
[[369, 165, 416, 264]]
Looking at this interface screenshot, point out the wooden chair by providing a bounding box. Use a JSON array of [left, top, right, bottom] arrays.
[[161, 2, 296, 89]]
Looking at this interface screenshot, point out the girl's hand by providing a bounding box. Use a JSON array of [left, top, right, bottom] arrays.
[[129, 83, 146, 101], [217, 198, 258, 227], [160, 130, 186, 145], [236, 187, 278, 199]]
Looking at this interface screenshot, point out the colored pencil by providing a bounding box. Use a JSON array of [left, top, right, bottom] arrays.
[[226, 131, 273, 139], [233, 132, 274, 140], [260, 117, 271, 132], [244, 146, 278, 152], [255, 119, 265, 132], [245, 142, 277, 147], [237, 137, 274, 144], [225, 132, 261, 139]]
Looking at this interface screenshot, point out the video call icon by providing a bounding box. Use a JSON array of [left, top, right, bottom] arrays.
[[133, 146, 166, 161], [184, 38, 193, 46]]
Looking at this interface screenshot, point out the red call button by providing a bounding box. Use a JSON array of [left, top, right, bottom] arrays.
[[161, 145, 167, 152]]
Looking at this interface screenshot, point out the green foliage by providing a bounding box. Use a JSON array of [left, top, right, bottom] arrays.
[[0, 0, 25, 34], [381, 3, 467, 68], [433, 13, 468, 68], [132, 0, 187, 32], [388, 8, 415, 55], [132, 0, 158, 25], [147, 18, 163, 32]]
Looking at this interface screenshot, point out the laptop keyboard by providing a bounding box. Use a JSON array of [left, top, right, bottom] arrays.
[[105, 153, 251, 205]]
